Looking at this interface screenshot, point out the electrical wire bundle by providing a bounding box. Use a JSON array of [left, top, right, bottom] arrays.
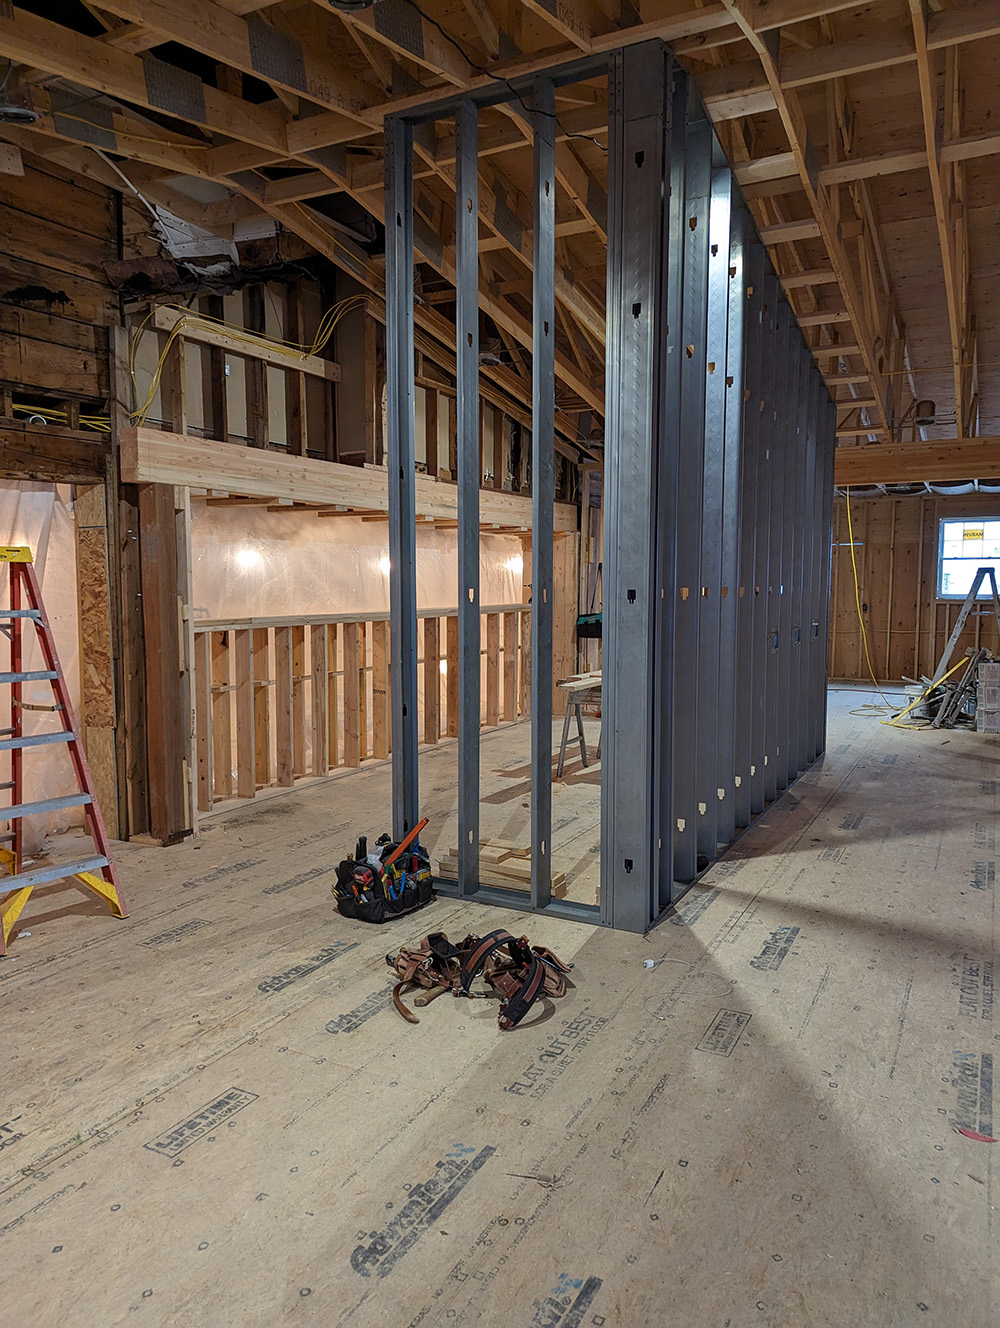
[[9, 402, 111, 432], [128, 294, 368, 427]]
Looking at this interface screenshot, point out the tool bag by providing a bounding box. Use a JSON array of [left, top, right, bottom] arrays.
[[386, 927, 573, 1030], [333, 831, 434, 924]]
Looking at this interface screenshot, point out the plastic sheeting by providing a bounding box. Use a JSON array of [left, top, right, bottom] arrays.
[[190, 501, 524, 621], [0, 482, 82, 852]]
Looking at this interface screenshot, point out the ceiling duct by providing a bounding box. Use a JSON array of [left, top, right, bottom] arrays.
[[0, 103, 37, 125]]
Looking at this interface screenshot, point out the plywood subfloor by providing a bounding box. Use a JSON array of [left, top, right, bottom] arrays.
[[208, 717, 604, 906], [424, 717, 602, 905], [1, 689, 997, 1327]]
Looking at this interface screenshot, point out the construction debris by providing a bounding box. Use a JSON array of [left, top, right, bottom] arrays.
[[437, 840, 568, 897]]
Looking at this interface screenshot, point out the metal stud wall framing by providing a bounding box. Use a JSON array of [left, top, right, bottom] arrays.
[[455, 99, 480, 894], [384, 115, 419, 841], [602, 43, 835, 931], [530, 78, 556, 912], [384, 41, 836, 934]]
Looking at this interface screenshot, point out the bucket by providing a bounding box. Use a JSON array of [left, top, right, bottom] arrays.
[[903, 684, 931, 719]]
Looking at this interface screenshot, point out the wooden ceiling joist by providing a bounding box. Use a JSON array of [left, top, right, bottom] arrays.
[[1, 5, 602, 418], [3, 0, 998, 468], [909, 1, 971, 441], [720, 0, 893, 439]]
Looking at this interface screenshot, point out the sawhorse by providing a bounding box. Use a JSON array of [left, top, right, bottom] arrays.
[[555, 676, 601, 778]]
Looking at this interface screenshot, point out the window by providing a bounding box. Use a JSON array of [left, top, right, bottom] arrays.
[[938, 518, 1000, 599]]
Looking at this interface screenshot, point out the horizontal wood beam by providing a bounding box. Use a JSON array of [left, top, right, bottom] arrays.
[[759, 218, 822, 244], [699, 59, 776, 120], [928, 0, 1000, 49], [780, 268, 838, 290], [120, 427, 578, 530], [820, 149, 928, 185], [812, 343, 861, 359], [152, 306, 341, 380], [734, 151, 797, 184], [780, 32, 916, 87], [941, 131, 1000, 167], [753, 0, 897, 29], [726, 134, 1000, 194], [0, 418, 110, 482], [835, 438, 1000, 486], [796, 309, 850, 328]]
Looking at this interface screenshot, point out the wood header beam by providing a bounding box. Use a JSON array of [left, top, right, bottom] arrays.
[[835, 438, 1000, 486], [120, 428, 578, 531]]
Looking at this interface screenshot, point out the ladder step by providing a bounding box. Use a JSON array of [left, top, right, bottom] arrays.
[[0, 670, 57, 684], [0, 855, 109, 893], [0, 610, 41, 619], [0, 793, 92, 821], [0, 730, 74, 752]]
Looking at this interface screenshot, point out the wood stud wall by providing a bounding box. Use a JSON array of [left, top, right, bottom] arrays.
[[1, 144, 583, 841], [193, 608, 531, 813], [137, 282, 339, 459], [830, 493, 1000, 681]]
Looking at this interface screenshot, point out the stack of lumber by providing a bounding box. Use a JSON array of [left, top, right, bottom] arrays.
[[436, 839, 568, 897], [555, 671, 601, 688]]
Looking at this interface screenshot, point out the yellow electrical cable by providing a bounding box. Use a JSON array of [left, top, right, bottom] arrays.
[[10, 402, 111, 432], [880, 655, 970, 730], [13, 295, 372, 436], [128, 297, 369, 427], [844, 483, 899, 711]]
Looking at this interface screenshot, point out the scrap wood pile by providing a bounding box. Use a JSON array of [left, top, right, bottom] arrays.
[[436, 839, 568, 897]]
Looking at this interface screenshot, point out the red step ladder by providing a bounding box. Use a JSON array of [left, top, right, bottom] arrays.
[[0, 545, 127, 954]]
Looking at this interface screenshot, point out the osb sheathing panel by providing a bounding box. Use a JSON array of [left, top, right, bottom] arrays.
[[0, 691, 996, 1327], [75, 526, 114, 729], [82, 723, 118, 841], [75, 487, 117, 837]]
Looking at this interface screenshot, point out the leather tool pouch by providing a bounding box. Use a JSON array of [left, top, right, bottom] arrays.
[[386, 928, 573, 1030]]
